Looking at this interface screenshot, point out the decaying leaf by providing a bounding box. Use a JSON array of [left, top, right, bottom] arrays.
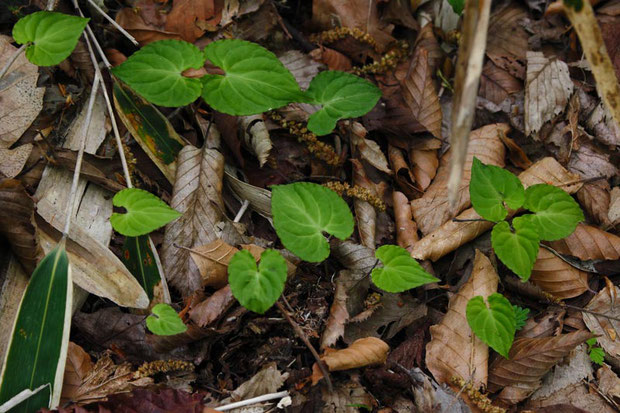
[[164, 0, 221, 43], [610, 187, 620, 225], [320, 271, 351, 350], [352, 159, 376, 249], [583, 284, 620, 363], [411, 157, 582, 261], [161, 140, 225, 296], [577, 181, 613, 227], [411, 123, 507, 235], [517, 308, 565, 339], [240, 115, 272, 167], [115, 5, 182, 45], [190, 239, 239, 289], [409, 148, 438, 192], [331, 240, 378, 274], [480, 60, 522, 105], [0, 179, 42, 273], [224, 167, 272, 219], [530, 248, 589, 300], [524, 51, 574, 138], [547, 224, 620, 261], [61, 342, 152, 405], [597, 364, 620, 402], [0, 144, 32, 178], [321, 381, 375, 413], [349, 122, 391, 174], [486, 4, 529, 79], [219, 362, 287, 404], [393, 191, 417, 252], [488, 330, 593, 405], [426, 250, 498, 388], [388, 144, 419, 198]]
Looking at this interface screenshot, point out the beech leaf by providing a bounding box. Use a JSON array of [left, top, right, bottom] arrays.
[[466, 293, 516, 358], [470, 157, 524, 222], [271, 182, 354, 262], [491, 218, 540, 280], [110, 188, 181, 237], [228, 249, 287, 314], [371, 245, 438, 293], [522, 184, 584, 241], [12, 11, 88, 66], [146, 303, 187, 336], [111, 40, 205, 107]]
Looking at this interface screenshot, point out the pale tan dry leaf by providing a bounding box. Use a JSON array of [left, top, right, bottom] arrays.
[[0, 179, 42, 273], [393, 191, 417, 252], [547, 224, 620, 261], [190, 239, 239, 289], [583, 284, 620, 363], [530, 248, 589, 300], [597, 364, 620, 401], [0, 144, 32, 178], [61, 343, 152, 405], [349, 122, 391, 174], [414, 23, 443, 74], [115, 8, 182, 45], [321, 272, 350, 349], [564, 0, 620, 129], [240, 115, 272, 167], [400, 46, 442, 139], [488, 330, 593, 405], [480, 60, 522, 105], [426, 250, 498, 388], [351, 159, 376, 249], [322, 337, 389, 373], [221, 362, 287, 403], [321, 381, 375, 413], [408, 149, 438, 191], [165, 0, 220, 42], [445, 0, 491, 207], [411, 157, 582, 261], [161, 141, 225, 296], [524, 51, 574, 137], [568, 142, 618, 180], [577, 181, 613, 227], [411, 123, 507, 235], [486, 4, 528, 79], [610, 187, 620, 224]]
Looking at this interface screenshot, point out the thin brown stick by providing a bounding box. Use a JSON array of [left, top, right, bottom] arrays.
[[553, 302, 620, 323], [276, 298, 333, 393]]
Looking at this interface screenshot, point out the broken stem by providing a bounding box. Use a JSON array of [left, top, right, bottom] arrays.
[[85, 0, 139, 46], [0, 44, 27, 81], [233, 200, 250, 223], [214, 390, 289, 411], [62, 71, 101, 237], [276, 298, 333, 393]]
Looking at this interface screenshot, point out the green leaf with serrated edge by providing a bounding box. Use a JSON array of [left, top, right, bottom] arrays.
[[470, 157, 525, 222], [305, 71, 381, 135], [491, 218, 540, 280], [12, 11, 88, 66], [447, 0, 465, 14], [589, 347, 605, 365], [521, 184, 585, 241], [513, 305, 530, 330], [146, 303, 187, 336], [466, 293, 516, 358], [111, 40, 205, 107], [122, 235, 163, 300], [271, 182, 354, 262], [201, 39, 303, 115], [0, 245, 72, 411], [112, 82, 185, 183], [228, 249, 287, 314], [371, 245, 439, 293], [110, 188, 181, 237]]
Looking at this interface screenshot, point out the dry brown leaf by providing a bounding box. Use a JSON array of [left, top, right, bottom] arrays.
[[414, 23, 443, 74], [445, 0, 492, 207], [320, 272, 350, 350], [164, 0, 221, 42], [279, 50, 324, 90], [411, 123, 507, 235], [0, 36, 44, 149], [610, 186, 620, 224], [224, 168, 272, 219], [577, 181, 613, 227], [499, 132, 532, 169], [530, 248, 589, 300], [393, 191, 417, 252], [240, 115, 272, 167], [61, 342, 152, 405], [568, 142, 618, 181], [597, 364, 620, 401], [388, 144, 418, 198], [488, 330, 593, 405], [220, 362, 286, 403], [309, 46, 352, 71], [331, 240, 377, 273], [188, 285, 235, 328], [0, 144, 32, 178], [583, 284, 620, 363], [115, 7, 182, 45], [480, 60, 522, 105], [517, 308, 565, 339], [408, 149, 438, 191], [486, 4, 529, 79], [547, 224, 620, 261], [0, 179, 42, 273], [564, 0, 620, 129], [161, 141, 225, 296], [524, 51, 574, 137], [352, 159, 376, 249], [190, 239, 238, 289], [400, 47, 442, 139], [426, 250, 498, 388], [350, 122, 391, 174], [321, 381, 375, 413], [411, 157, 582, 261]]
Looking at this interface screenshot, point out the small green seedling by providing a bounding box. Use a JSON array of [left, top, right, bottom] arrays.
[[586, 338, 605, 365], [110, 188, 181, 237], [112, 39, 381, 136], [146, 303, 187, 336], [513, 305, 530, 331], [466, 293, 516, 358]]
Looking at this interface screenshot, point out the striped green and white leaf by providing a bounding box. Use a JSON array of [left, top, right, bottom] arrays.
[[0, 245, 72, 412]]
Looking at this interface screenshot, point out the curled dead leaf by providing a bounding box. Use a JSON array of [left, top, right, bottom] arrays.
[[240, 115, 272, 167], [583, 284, 620, 363], [393, 191, 417, 252], [349, 122, 391, 174], [530, 248, 589, 300], [408, 149, 438, 192], [547, 224, 620, 261]]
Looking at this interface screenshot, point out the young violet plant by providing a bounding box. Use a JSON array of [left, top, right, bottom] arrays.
[[111, 39, 382, 136]]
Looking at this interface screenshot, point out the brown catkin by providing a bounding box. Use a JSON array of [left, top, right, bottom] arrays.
[[324, 181, 386, 211], [450, 376, 506, 413], [134, 360, 194, 379]]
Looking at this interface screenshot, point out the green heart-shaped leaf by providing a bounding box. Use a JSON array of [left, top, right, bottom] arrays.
[[271, 182, 354, 262], [469, 157, 525, 222], [111, 40, 205, 107], [371, 245, 439, 293], [12, 11, 89, 66], [201, 39, 302, 115], [146, 303, 187, 336], [491, 218, 540, 280], [466, 293, 516, 358], [305, 71, 381, 135], [522, 184, 584, 241], [110, 188, 181, 237], [228, 249, 287, 314]]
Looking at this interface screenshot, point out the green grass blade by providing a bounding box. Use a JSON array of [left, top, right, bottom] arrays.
[[0, 245, 72, 412]]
